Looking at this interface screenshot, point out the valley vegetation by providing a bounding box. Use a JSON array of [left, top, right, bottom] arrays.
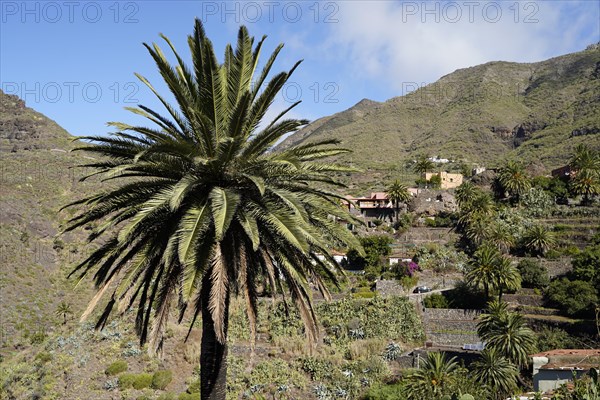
[[0, 21, 599, 400]]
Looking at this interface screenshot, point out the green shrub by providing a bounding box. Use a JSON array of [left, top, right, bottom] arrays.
[[353, 291, 376, 299], [118, 373, 137, 389], [398, 275, 418, 291], [545, 249, 561, 260], [424, 218, 436, 227], [553, 224, 569, 232], [317, 296, 425, 344], [545, 278, 598, 317], [571, 244, 600, 291], [179, 394, 199, 400], [393, 213, 413, 232], [136, 396, 151, 400], [521, 187, 553, 217], [361, 382, 405, 400], [152, 369, 173, 390], [133, 373, 154, 389], [105, 360, 128, 376], [186, 377, 200, 393], [536, 327, 578, 352], [157, 393, 176, 400], [35, 352, 53, 363], [29, 331, 47, 345], [300, 357, 333, 381], [517, 259, 549, 289], [445, 281, 487, 309], [562, 245, 580, 256], [423, 293, 449, 308]]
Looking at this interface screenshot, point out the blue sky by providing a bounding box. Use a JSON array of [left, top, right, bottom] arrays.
[[1, 1, 599, 137]]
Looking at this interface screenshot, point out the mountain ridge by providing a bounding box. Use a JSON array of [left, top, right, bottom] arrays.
[[277, 46, 600, 186]]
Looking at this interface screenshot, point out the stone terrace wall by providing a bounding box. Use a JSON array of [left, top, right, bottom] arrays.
[[394, 227, 457, 248], [422, 308, 481, 347], [375, 280, 406, 297]]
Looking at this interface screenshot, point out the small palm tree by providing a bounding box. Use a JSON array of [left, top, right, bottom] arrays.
[[477, 300, 509, 336], [497, 161, 531, 203], [466, 245, 500, 299], [464, 216, 492, 248], [455, 181, 477, 208], [472, 348, 518, 400], [387, 180, 411, 222], [458, 190, 494, 231], [494, 256, 521, 302], [571, 168, 600, 205], [477, 301, 536, 368], [414, 155, 435, 175], [568, 144, 600, 205], [522, 225, 556, 257], [55, 301, 73, 325], [404, 352, 459, 399], [62, 20, 361, 400], [569, 144, 600, 172], [488, 222, 515, 254]]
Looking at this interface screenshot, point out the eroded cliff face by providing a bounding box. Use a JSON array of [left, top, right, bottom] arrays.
[[0, 90, 72, 152]]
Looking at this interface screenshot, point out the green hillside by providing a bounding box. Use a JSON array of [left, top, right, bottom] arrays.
[[277, 45, 600, 185], [1, 45, 599, 399], [0, 91, 98, 352]]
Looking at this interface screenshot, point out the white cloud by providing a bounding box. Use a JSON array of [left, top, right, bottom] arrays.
[[320, 1, 599, 91]]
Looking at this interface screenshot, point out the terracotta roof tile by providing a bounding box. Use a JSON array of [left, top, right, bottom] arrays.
[[531, 349, 600, 357]]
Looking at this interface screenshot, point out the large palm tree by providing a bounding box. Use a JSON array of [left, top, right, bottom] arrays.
[[387, 180, 411, 222], [472, 348, 518, 400], [466, 245, 500, 299], [477, 301, 535, 368], [404, 352, 459, 399], [62, 20, 360, 400], [522, 225, 556, 257], [497, 161, 531, 203]]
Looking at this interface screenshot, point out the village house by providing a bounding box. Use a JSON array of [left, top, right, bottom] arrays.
[[424, 171, 463, 189], [531, 349, 600, 393], [551, 165, 575, 179], [472, 166, 486, 176], [344, 192, 395, 222], [388, 253, 413, 266], [428, 156, 450, 164]]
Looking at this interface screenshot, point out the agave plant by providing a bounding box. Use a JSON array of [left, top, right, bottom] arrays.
[[383, 341, 403, 361]]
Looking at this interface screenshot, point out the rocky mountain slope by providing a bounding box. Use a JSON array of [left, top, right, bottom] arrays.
[[277, 45, 600, 183], [0, 90, 95, 349]]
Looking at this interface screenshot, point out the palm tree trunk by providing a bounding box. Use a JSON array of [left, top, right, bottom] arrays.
[[200, 274, 230, 400]]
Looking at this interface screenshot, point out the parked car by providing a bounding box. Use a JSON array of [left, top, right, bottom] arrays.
[[413, 286, 432, 293]]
